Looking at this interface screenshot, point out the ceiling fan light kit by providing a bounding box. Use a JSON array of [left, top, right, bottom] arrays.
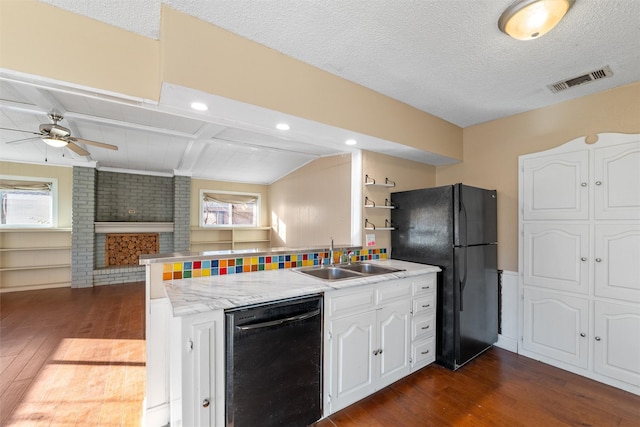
[[499, 0, 572, 40], [1, 113, 118, 157]]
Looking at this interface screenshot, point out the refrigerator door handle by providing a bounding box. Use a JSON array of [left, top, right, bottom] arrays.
[[459, 245, 468, 311], [459, 200, 468, 247]]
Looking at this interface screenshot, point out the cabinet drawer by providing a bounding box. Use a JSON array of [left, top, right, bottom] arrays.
[[412, 314, 435, 341], [377, 280, 412, 305], [412, 294, 435, 316], [327, 288, 376, 317], [412, 337, 435, 368], [412, 274, 436, 296]]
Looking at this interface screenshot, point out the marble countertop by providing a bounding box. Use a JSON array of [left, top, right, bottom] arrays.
[[163, 259, 441, 317]]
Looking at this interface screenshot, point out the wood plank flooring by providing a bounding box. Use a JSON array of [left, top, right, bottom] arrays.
[[0, 283, 145, 426], [2, 283, 639, 426]]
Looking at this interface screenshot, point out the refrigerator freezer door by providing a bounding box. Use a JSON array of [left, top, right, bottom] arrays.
[[454, 244, 499, 368], [454, 185, 498, 247], [391, 186, 454, 266]]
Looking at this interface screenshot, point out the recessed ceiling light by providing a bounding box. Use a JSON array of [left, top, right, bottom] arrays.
[[345, 139, 357, 146], [190, 102, 208, 111], [276, 123, 290, 131]]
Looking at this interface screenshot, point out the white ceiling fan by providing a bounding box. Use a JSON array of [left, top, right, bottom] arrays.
[[1, 113, 118, 156]]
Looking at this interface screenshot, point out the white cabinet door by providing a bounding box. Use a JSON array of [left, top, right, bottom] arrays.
[[377, 301, 410, 388], [594, 301, 640, 387], [523, 223, 589, 294], [594, 224, 640, 302], [523, 288, 589, 369], [522, 149, 589, 220], [190, 320, 216, 427], [329, 310, 376, 412], [594, 140, 640, 220]]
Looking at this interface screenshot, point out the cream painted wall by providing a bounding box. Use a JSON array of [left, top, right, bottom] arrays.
[[269, 155, 351, 248], [190, 178, 270, 227], [436, 82, 640, 272], [0, 1, 461, 162], [0, 0, 160, 100], [362, 150, 436, 251], [0, 161, 73, 228]]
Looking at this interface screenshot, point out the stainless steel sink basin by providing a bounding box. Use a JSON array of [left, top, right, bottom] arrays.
[[295, 263, 404, 281], [296, 267, 362, 281], [339, 263, 404, 275]]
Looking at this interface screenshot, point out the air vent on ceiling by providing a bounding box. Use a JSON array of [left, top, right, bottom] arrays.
[[548, 66, 613, 93]]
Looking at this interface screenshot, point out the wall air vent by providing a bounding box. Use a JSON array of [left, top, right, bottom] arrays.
[[548, 66, 613, 93]]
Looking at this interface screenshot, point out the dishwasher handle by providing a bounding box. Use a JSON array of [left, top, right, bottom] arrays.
[[236, 309, 321, 331]]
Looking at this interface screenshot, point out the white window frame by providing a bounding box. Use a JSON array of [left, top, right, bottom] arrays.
[[199, 189, 260, 228], [0, 175, 58, 228]]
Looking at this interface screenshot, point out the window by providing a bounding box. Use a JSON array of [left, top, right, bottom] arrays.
[[201, 190, 259, 227], [0, 176, 57, 227]]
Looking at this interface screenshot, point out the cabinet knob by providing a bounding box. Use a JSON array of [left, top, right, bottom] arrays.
[[595, 336, 602, 341], [581, 257, 587, 262], [373, 349, 379, 356], [202, 398, 210, 408], [595, 181, 602, 186], [580, 182, 587, 187], [595, 258, 602, 262], [580, 333, 586, 337], [379, 349, 383, 354]]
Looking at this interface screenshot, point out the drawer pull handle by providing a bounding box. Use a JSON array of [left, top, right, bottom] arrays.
[[421, 325, 430, 330], [422, 304, 430, 308], [421, 350, 430, 355], [421, 286, 431, 290]]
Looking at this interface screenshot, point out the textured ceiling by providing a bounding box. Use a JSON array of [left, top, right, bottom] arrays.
[[40, 0, 640, 127]]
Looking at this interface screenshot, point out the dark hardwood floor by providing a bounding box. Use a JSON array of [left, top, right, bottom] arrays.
[[1, 283, 639, 426]]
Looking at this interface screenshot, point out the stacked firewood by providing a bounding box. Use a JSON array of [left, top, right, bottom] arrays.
[[106, 233, 159, 266]]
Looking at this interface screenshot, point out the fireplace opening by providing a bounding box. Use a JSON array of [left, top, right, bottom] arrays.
[[106, 233, 159, 267]]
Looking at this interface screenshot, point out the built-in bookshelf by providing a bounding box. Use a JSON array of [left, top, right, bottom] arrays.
[[190, 226, 272, 251]]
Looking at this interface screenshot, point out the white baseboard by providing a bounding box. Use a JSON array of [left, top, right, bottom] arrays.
[[495, 334, 518, 353]]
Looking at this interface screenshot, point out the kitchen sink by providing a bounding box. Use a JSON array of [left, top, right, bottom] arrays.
[[295, 263, 405, 281], [339, 263, 404, 275], [297, 267, 362, 281]]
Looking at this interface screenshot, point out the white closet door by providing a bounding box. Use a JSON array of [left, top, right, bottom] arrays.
[[523, 223, 589, 294], [594, 224, 640, 302], [522, 150, 589, 220], [594, 301, 640, 387], [594, 140, 640, 220], [523, 288, 589, 369]]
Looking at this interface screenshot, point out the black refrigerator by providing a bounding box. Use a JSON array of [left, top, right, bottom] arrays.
[[390, 183, 498, 370]]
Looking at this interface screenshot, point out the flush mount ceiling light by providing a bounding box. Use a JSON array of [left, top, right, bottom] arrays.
[[276, 123, 290, 131], [190, 102, 208, 111], [498, 0, 572, 41], [345, 139, 357, 146]]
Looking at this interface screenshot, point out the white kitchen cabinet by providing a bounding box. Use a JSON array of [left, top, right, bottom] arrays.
[[521, 149, 589, 221], [593, 301, 640, 387], [519, 133, 640, 396], [410, 274, 437, 371], [522, 223, 589, 294], [169, 310, 225, 427], [522, 288, 589, 369], [593, 141, 640, 220], [594, 224, 640, 302], [325, 274, 436, 414]]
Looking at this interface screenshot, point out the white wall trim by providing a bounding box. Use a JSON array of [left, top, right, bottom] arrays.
[[495, 270, 519, 353]]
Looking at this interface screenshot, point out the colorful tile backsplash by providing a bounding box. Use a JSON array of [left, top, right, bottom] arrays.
[[162, 248, 388, 281]]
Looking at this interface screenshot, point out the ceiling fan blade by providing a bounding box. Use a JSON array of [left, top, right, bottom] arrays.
[[69, 137, 118, 151], [66, 141, 91, 156], [5, 136, 41, 144], [0, 127, 43, 136]]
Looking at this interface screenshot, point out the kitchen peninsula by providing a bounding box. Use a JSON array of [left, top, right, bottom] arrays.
[[140, 246, 440, 427]]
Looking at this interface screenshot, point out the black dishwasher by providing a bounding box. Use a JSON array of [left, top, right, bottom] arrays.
[[225, 294, 323, 427]]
